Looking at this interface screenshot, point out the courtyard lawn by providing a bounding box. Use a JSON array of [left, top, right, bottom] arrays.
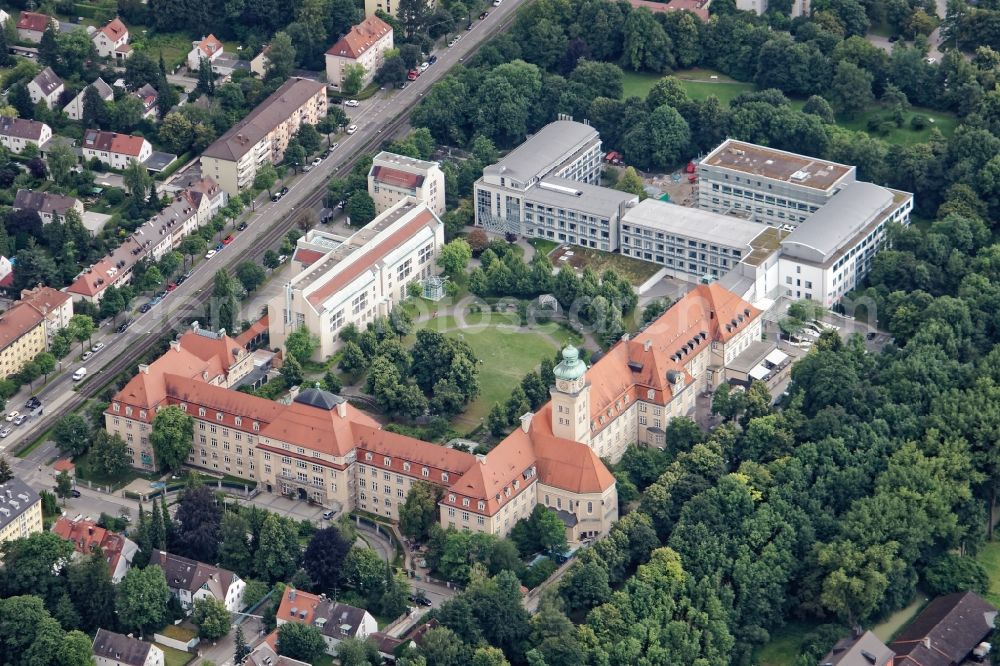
[[837, 106, 958, 146], [412, 315, 581, 430], [528, 238, 560, 257], [977, 540, 1000, 608]]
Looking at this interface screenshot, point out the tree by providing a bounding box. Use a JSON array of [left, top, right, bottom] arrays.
[[234, 626, 251, 663], [159, 112, 194, 154], [0, 456, 12, 483], [219, 511, 252, 577], [337, 637, 381, 666], [285, 328, 319, 365], [829, 60, 874, 119], [123, 159, 152, 200], [174, 485, 222, 563], [560, 557, 611, 614], [82, 84, 108, 129], [1, 531, 75, 604], [212, 270, 240, 335], [265, 32, 296, 81], [52, 414, 90, 458], [400, 481, 444, 542], [55, 471, 74, 504], [116, 565, 171, 637], [277, 623, 327, 663], [304, 525, 353, 592], [192, 597, 231, 640], [68, 314, 95, 351], [253, 163, 278, 196], [437, 239, 472, 277], [235, 261, 267, 294], [46, 141, 76, 188], [339, 341, 367, 373], [196, 57, 215, 96], [88, 431, 129, 479], [346, 191, 377, 226], [180, 236, 208, 268], [342, 64, 366, 96], [67, 551, 116, 633], [149, 405, 193, 472], [254, 514, 301, 583], [488, 402, 508, 437], [377, 54, 408, 88], [263, 250, 281, 270]]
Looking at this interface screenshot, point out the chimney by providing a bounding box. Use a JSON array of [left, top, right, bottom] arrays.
[[169, 340, 181, 352], [138, 364, 149, 375], [336, 401, 347, 418], [88, 526, 94, 535], [218, 328, 226, 337], [289, 385, 300, 401], [191, 321, 200, 331], [922, 637, 931, 649], [519, 412, 533, 433], [643, 339, 652, 352], [289, 589, 297, 601]]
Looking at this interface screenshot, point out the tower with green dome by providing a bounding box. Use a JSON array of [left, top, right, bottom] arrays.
[[549, 345, 592, 444]]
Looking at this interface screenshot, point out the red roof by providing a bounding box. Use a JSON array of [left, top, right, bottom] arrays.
[[97, 17, 128, 41], [53, 459, 75, 473], [371, 165, 424, 190], [52, 517, 133, 578], [326, 15, 392, 60], [235, 314, 269, 348], [293, 248, 325, 268], [307, 208, 436, 307], [82, 129, 148, 157], [17, 12, 51, 33], [195, 34, 223, 59]]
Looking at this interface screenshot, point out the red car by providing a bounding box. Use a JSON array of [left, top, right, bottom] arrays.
[[407, 69, 419, 81], [166, 282, 178, 292], [222, 235, 234, 245]]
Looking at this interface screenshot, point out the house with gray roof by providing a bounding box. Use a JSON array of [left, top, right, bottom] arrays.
[[64, 78, 114, 120], [0, 117, 51, 154], [27, 67, 64, 109], [149, 550, 245, 613], [92, 629, 163, 666], [14, 189, 83, 224], [819, 630, 893, 666]]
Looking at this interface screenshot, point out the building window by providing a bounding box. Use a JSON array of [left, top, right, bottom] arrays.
[[422, 467, 429, 477]]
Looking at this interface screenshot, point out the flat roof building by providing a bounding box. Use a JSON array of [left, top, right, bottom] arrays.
[[0, 478, 42, 545], [698, 139, 856, 226]]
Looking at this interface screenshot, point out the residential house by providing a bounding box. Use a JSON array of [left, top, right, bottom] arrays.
[[13, 189, 84, 225], [250, 45, 270, 77], [364, 0, 426, 18], [81, 129, 152, 170], [0, 117, 51, 154], [368, 151, 446, 215], [92, 17, 132, 60], [63, 77, 114, 120], [276, 588, 378, 654], [16, 11, 54, 43], [820, 630, 893, 666], [19, 285, 73, 337], [0, 257, 13, 291], [52, 517, 138, 583], [0, 478, 42, 545], [65, 234, 151, 303], [200, 77, 327, 195], [890, 591, 997, 666], [243, 641, 309, 666], [150, 550, 245, 613], [27, 67, 64, 110], [143, 176, 225, 260], [92, 630, 164, 666], [324, 15, 393, 90], [268, 199, 445, 359], [0, 301, 46, 378], [735, 0, 810, 16], [187, 34, 224, 71], [132, 84, 158, 120]]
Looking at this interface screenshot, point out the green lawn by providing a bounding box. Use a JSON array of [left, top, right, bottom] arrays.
[[413, 316, 580, 430], [528, 238, 560, 257], [154, 643, 193, 666], [977, 541, 1000, 608], [73, 450, 141, 489], [550, 245, 662, 286], [753, 622, 819, 666], [622, 68, 957, 146]]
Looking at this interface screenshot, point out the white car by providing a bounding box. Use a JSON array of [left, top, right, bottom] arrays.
[[81, 350, 93, 361], [448, 38, 457, 47], [419, 62, 429, 72], [4, 411, 17, 422], [0, 427, 10, 438], [345, 99, 359, 107], [312, 157, 322, 167], [205, 249, 218, 260], [346, 124, 358, 134], [303, 164, 313, 172], [91, 342, 104, 353]]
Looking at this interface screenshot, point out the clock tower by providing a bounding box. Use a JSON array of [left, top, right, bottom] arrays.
[[549, 346, 591, 445]]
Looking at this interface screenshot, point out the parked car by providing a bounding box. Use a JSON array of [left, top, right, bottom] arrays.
[[322, 510, 336, 520], [13, 414, 27, 426], [222, 235, 234, 245], [407, 69, 419, 81], [237, 222, 248, 231], [117, 320, 132, 334], [303, 163, 313, 172], [429, 55, 438, 64], [448, 38, 457, 47], [166, 282, 178, 292], [0, 428, 11, 438], [81, 351, 93, 361], [205, 249, 217, 260], [277, 254, 288, 264], [91, 342, 104, 352], [139, 303, 152, 313], [5, 411, 18, 422], [71, 489, 81, 498], [280, 187, 288, 196], [419, 62, 429, 72], [312, 157, 322, 167], [346, 124, 358, 134], [271, 193, 281, 202], [215, 243, 224, 251], [345, 99, 360, 107], [479, 11, 489, 18], [24, 396, 41, 410]]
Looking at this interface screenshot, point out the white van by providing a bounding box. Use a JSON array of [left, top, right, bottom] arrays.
[[72, 367, 87, 382]]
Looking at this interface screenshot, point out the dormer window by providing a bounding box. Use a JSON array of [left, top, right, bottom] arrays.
[[235, 416, 242, 426], [441, 472, 449, 482], [199, 407, 206, 417], [383, 457, 391, 466], [180, 403, 187, 411], [216, 412, 223, 421], [139, 410, 146, 419], [462, 498, 470, 507], [422, 467, 429, 477], [478, 500, 485, 511], [647, 389, 655, 400], [403, 462, 410, 472], [365, 453, 373, 461], [113, 403, 120, 412], [448, 494, 455, 503], [253, 422, 259, 431]]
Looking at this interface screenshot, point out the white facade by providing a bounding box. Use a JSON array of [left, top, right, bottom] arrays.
[[325, 16, 393, 90], [64, 79, 114, 120], [268, 199, 445, 359], [81, 133, 152, 170], [0, 119, 52, 154], [368, 151, 446, 215], [187, 35, 223, 71], [92, 19, 130, 59], [27, 69, 63, 110]]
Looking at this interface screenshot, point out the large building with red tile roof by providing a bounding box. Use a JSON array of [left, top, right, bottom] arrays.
[[107, 276, 761, 543], [268, 198, 445, 359], [325, 15, 393, 90], [275, 588, 377, 654], [52, 517, 138, 582], [369, 151, 446, 216]]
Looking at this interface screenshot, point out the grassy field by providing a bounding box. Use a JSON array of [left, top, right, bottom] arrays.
[[621, 69, 958, 146], [977, 541, 1000, 607], [753, 622, 819, 666], [527, 238, 560, 257], [155, 643, 193, 666], [412, 314, 581, 429]]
